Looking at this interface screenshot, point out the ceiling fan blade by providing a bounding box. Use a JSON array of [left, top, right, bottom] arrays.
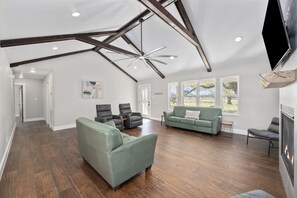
[[126, 59, 139, 67], [145, 58, 167, 65], [112, 57, 135, 62], [141, 59, 150, 68], [150, 55, 178, 58], [144, 46, 167, 56]]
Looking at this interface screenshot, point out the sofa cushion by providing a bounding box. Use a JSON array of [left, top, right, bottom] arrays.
[[185, 110, 200, 119], [168, 116, 182, 123], [122, 135, 137, 144], [174, 106, 186, 117], [180, 118, 196, 125], [194, 120, 212, 128]]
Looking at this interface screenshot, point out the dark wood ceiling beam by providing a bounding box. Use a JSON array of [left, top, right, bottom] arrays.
[[93, 0, 175, 52], [174, 0, 212, 72], [10, 49, 92, 67], [96, 51, 137, 82], [76, 36, 139, 57], [0, 30, 118, 47], [138, 0, 212, 72], [122, 35, 165, 79]]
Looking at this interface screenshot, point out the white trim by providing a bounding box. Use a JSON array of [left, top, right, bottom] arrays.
[[53, 124, 76, 131], [220, 75, 240, 115], [25, 117, 45, 122], [15, 113, 20, 117], [150, 117, 161, 122], [138, 84, 151, 119], [0, 123, 16, 181], [14, 83, 26, 122]]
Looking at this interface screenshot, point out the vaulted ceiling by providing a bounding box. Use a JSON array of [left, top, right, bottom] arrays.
[[0, 0, 269, 81]]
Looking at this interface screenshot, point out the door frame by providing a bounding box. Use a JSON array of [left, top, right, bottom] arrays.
[[138, 84, 151, 119], [14, 83, 26, 122]]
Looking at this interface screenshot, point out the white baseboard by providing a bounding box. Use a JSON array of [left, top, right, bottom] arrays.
[[0, 123, 16, 181], [150, 117, 161, 121], [53, 124, 76, 131], [25, 117, 45, 122]]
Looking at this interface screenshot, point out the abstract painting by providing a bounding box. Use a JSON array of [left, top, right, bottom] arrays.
[[82, 81, 103, 99]]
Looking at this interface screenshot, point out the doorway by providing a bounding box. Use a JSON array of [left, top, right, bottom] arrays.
[[138, 84, 151, 119], [14, 83, 26, 123]]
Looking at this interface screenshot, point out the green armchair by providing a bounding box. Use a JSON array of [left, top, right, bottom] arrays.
[[76, 117, 158, 190]]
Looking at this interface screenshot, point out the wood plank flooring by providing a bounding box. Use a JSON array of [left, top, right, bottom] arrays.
[[0, 119, 286, 198]]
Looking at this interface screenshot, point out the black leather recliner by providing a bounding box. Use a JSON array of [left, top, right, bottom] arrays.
[[95, 104, 124, 131], [119, 103, 143, 129]]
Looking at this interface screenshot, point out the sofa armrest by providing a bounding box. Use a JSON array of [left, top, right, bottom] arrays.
[[109, 134, 158, 172], [95, 117, 107, 123], [211, 115, 222, 134], [163, 111, 174, 123]]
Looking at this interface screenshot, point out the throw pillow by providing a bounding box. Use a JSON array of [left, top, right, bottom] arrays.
[[185, 110, 200, 119]]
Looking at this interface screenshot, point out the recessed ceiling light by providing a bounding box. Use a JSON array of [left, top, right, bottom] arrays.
[[134, 66, 137, 69], [72, 11, 80, 17], [235, 36, 242, 42], [30, 68, 36, 73], [170, 56, 175, 60], [19, 73, 23, 78], [52, 46, 58, 50]]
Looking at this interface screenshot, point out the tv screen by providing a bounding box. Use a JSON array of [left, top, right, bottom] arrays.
[[262, 0, 291, 71]]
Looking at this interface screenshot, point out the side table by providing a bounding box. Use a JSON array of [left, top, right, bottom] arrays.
[[221, 121, 234, 137]]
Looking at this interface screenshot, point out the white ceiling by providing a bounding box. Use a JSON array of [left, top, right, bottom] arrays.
[[0, 0, 269, 81]]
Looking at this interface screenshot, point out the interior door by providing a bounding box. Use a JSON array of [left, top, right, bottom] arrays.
[[138, 84, 151, 119]]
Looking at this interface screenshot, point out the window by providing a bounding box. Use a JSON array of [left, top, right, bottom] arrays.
[[168, 82, 179, 110], [182, 80, 198, 106], [221, 76, 239, 115], [198, 79, 216, 107]]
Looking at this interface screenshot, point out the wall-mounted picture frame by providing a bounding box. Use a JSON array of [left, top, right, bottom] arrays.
[[82, 80, 103, 99]]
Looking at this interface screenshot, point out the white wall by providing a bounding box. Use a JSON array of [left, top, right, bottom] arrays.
[[15, 78, 44, 121], [138, 53, 279, 134], [0, 48, 16, 180], [30, 51, 137, 130]]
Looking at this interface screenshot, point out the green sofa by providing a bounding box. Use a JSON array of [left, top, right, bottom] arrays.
[[163, 106, 222, 135], [76, 117, 158, 190]]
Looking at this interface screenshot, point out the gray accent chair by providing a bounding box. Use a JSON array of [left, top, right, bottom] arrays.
[[76, 117, 158, 190], [119, 103, 143, 129], [246, 117, 279, 157], [95, 104, 124, 131]]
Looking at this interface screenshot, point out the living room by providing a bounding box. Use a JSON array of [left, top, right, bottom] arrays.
[[0, 0, 296, 197]]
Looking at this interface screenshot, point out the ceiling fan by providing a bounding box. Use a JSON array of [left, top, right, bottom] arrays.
[[106, 19, 177, 68]]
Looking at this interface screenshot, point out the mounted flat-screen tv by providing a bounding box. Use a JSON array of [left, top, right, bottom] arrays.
[[262, 0, 291, 71]]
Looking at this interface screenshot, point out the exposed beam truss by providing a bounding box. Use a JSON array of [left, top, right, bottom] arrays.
[[121, 35, 165, 79], [138, 0, 212, 72], [94, 0, 174, 52], [96, 51, 137, 82], [0, 30, 117, 47], [76, 36, 139, 57], [10, 49, 92, 67], [174, 0, 212, 72]]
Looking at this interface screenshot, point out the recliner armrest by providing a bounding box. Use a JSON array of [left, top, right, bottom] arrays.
[[112, 115, 122, 120], [95, 117, 107, 123], [132, 112, 142, 117]]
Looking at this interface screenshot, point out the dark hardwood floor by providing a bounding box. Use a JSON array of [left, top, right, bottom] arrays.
[[0, 119, 285, 198]]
